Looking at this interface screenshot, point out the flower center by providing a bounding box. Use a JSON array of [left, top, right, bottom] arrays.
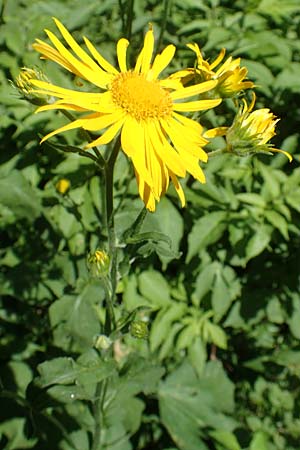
[[111, 72, 173, 121]]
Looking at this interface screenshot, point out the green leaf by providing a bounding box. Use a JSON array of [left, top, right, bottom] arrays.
[[288, 295, 300, 339], [138, 270, 171, 307], [0, 170, 41, 221], [264, 210, 289, 239], [204, 322, 227, 349], [49, 280, 104, 352], [210, 430, 241, 450], [236, 193, 266, 208], [37, 354, 116, 389], [159, 361, 236, 450], [193, 263, 217, 305], [143, 197, 184, 264], [249, 431, 271, 450], [211, 268, 234, 322], [187, 211, 227, 262], [150, 303, 186, 352], [245, 224, 272, 262]]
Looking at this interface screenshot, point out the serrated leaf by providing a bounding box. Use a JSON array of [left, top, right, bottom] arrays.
[[204, 322, 227, 349], [150, 303, 186, 352], [187, 212, 227, 262], [264, 210, 289, 239], [0, 170, 41, 221], [210, 430, 241, 450], [245, 225, 271, 262], [138, 270, 171, 307]]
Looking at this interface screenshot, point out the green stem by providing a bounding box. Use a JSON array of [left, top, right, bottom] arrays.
[[105, 137, 121, 312], [208, 148, 227, 158], [91, 382, 104, 450], [157, 0, 172, 51], [125, 0, 135, 40], [61, 110, 105, 165]]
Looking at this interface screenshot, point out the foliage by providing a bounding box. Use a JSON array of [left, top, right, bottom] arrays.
[[1, 0, 300, 449]]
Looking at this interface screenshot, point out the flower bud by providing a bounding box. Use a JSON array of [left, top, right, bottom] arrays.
[[55, 178, 70, 195], [94, 334, 112, 350], [205, 94, 292, 161], [15, 67, 51, 105], [129, 320, 149, 339], [87, 250, 110, 278]]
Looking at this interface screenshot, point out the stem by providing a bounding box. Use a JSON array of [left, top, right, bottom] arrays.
[[125, 0, 135, 40], [105, 137, 121, 310], [157, 0, 172, 51], [208, 148, 227, 158], [61, 110, 105, 165], [91, 381, 105, 450]]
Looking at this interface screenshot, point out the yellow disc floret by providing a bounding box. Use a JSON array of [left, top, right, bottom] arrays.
[[111, 72, 173, 121]]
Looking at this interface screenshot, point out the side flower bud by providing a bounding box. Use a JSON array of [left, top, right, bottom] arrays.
[[87, 250, 110, 278], [205, 94, 292, 161], [15, 67, 52, 105], [94, 334, 112, 350], [56, 178, 71, 195], [129, 320, 149, 339]]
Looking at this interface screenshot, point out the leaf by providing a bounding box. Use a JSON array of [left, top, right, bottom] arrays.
[[264, 210, 289, 239], [187, 211, 227, 262], [193, 263, 217, 305], [159, 361, 236, 450], [211, 269, 234, 322], [288, 295, 300, 339], [204, 322, 227, 349], [138, 270, 171, 307], [210, 430, 241, 450], [37, 354, 116, 389], [150, 303, 186, 352], [49, 280, 104, 352], [236, 193, 266, 208], [245, 224, 272, 262], [0, 170, 41, 221], [249, 431, 271, 450], [143, 197, 184, 264]]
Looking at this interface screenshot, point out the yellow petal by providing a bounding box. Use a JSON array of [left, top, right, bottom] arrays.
[[149, 120, 186, 177], [83, 36, 118, 74], [117, 38, 129, 73], [271, 148, 293, 162], [173, 98, 222, 112], [121, 117, 153, 187], [204, 127, 228, 138], [170, 80, 218, 100], [45, 29, 109, 88], [134, 27, 154, 74], [151, 44, 176, 79], [169, 172, 186, 207], [85, 119, 124, 148]]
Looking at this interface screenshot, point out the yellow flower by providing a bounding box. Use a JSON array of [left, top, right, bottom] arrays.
[[174, 43, 254, 98], [29, 18, 222, 211], [55, 178, 70, 194], [87, 249, 110, 278], [205, 94, 292, 161], [15, 67, 51, 105]]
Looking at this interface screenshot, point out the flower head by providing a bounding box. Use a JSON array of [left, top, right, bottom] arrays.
[[87, 249, 110, 278], [56, 178, 70, 194], [29, 18, 222, 211], [15, 67, 51, 105], [205, 94, 292, 161], [174, 43, 254, 98]]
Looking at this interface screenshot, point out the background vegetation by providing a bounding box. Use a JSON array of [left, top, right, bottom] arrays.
[[1, 0, 300, 449]]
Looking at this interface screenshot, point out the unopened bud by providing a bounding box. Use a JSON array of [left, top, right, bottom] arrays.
[[94, 334, 112, 350], [87, 250, 110, 278], [56, 178, 70, 195], [130, 320, 149, 339], [15, 67, 51, 105]]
